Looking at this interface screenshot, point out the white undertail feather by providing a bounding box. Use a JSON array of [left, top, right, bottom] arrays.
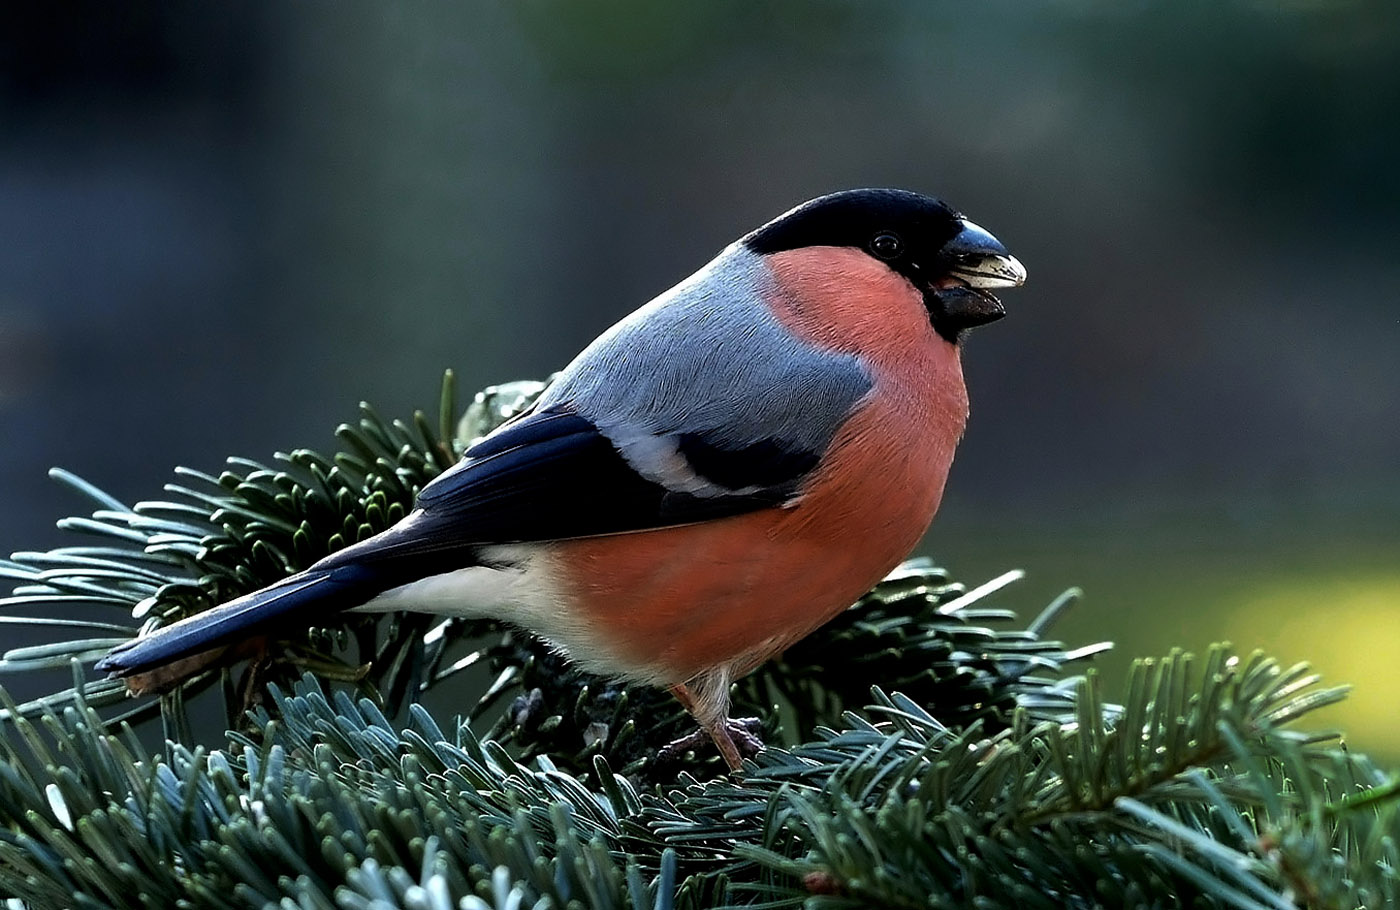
[[353, 543, 676, 687]]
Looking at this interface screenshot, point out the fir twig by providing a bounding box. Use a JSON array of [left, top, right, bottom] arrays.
[[1, 373, 1396, 910]]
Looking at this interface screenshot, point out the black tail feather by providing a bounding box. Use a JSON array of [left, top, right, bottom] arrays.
[[94, 564, 384, 676]]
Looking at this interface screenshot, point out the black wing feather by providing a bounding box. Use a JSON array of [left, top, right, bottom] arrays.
[[318, 409, 810, 573]]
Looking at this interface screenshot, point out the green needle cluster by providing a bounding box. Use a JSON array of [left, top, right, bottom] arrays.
[[1, 373, 1396, 909]]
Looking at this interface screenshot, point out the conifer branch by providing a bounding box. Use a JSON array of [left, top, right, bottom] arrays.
[[1, 373, 1397, 909]]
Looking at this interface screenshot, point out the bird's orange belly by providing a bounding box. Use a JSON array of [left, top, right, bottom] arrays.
[[546, 398, 959, 682]]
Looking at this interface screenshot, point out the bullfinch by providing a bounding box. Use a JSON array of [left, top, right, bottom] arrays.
[[95, 188, 1026, 770]]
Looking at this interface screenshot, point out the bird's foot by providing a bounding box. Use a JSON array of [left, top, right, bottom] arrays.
[[720, 716, 766, 755], [658, 716, 765, 770]]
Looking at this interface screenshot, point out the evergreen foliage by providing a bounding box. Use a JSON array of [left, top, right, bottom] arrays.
[[0, 373, 1395, 909]]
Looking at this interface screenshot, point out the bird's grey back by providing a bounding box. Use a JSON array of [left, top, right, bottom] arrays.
[[539, 244, 872, 460]]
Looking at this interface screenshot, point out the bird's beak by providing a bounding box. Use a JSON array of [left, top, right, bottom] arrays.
[[944, 219, 1026, 290], [928, 219, 1026, 333]]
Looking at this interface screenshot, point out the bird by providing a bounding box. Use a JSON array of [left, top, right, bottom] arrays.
[[95, 188, 1026, 770]]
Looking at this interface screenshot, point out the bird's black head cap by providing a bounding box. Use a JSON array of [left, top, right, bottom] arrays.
[[743, 188, 1026, 343]]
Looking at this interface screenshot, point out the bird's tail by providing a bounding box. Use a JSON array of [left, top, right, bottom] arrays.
[[94, 563, 385, 680]]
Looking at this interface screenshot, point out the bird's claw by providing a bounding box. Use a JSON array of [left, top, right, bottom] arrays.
[[657, 716, 765, 767], [725, 716, 765, 754]]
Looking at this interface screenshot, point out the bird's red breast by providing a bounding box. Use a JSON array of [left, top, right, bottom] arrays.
[[546, 247, 968, 682]]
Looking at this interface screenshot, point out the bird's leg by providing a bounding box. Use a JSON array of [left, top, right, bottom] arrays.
[[669, 682, 698, 713], [660, 683, 764, 771], [702, 718, 745, 772]]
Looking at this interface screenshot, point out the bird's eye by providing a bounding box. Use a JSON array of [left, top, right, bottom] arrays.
[[870, 233, 903, 259]]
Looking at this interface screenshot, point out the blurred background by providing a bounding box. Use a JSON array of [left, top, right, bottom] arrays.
[[1, 2, 1397, 756]]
